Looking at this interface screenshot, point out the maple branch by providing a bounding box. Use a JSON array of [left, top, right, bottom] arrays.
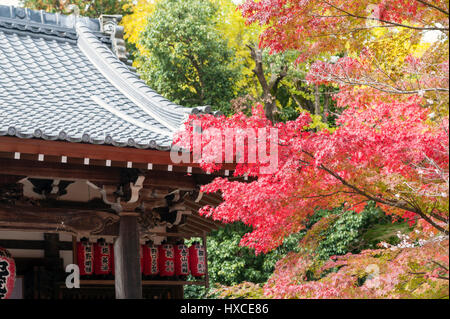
[[436, 276, 450, 280], [430, 212, 449, 223], [415, 0, 450, 16], [409, 271, 450, 280], [314, 65, 449, 95], [302, 153, 450, 235], [294, 190, 355, 199], [432, 260, 449, 271], [322, 1, 449, 32]]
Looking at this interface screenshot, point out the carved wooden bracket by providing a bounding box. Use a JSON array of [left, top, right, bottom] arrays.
[[27, 178, 74, 199], [0, 203, 119, 236], [86, 174, 145, 213], [0, 182, 24, 205]]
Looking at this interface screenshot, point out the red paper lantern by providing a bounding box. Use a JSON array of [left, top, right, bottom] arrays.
[[0, 247, 16, 299], [94, 240, 113, 275], [189, 243, 206, 277], [140, 245, 144, 273], [158, 244, 175, 277], [77, 240, 94, 276], [174, 244, 190, 276], [142, 243, 159, 276]]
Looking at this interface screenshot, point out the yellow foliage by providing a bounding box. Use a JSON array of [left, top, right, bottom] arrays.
[[121, 0, 264, 95], [366, 28, 431, 79], [211, 0, 263, 95], [121, 0, 158, 63]]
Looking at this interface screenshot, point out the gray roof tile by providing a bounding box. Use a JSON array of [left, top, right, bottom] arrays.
[[0, 5, 218, 150]]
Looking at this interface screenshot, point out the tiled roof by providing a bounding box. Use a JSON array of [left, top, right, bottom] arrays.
[[0, 5, 216, 150]]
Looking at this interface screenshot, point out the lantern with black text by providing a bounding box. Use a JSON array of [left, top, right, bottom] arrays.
[[77, 239, 94, 276], [0, 247, 15, 299], [158, 244, 175, 277], [189, 243, 206, 277], [174, 243, 189, 276], [143, 243, 159, 276], [94, 239, 113, 275]]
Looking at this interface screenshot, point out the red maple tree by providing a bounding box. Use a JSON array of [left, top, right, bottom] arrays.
[[174, 0, 449, 255]]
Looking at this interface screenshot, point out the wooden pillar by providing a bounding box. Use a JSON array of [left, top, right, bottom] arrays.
[[202, 233, 209, 289], [114, 212, 142, 299], [44, 233, 60, 258]]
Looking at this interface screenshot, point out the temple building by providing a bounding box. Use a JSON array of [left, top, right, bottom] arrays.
[[0, 5, 228, 299]]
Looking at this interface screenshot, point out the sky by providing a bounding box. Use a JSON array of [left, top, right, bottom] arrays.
[[0, 0, 20, 5]]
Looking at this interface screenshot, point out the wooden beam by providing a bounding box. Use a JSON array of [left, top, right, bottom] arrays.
[[0, 136, 236, 170], [145, 231, 197, 238], [0, 158, 197, 190], [114, 214, 142, 299], [0, 239, 72, 250], [188, 214, 222, 229], [183, 201, 204, 211], [185, 217, 217, 232], [0, 158, 122, 183], [198, 195, 223, 207], [0, 150, 230, 177], [0, 136, 182, 166], [179, 224, 206, 236], [0, 203, 120, 236], [0, 175, 25, 185], [76, 280, 205, 286]]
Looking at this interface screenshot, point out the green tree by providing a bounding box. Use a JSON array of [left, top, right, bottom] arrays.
[[184, 222, 304, 298], [185, 203, 409, 298], [137, 0, 238, 113], [22, 0, 132, 18]]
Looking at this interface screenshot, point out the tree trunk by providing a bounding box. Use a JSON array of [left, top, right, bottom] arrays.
[[247, 44, 287, 123], [314, 84, 321, 116], [323, 92, 330, 123]]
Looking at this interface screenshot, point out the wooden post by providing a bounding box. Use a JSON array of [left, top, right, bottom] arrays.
[[72, 236, 78, 266], [114, 212, 142, 299], [202, 233, 209, 289], [44, 233, 59, 258]]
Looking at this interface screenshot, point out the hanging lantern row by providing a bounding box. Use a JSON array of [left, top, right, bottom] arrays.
[[77, 240, 206, 278]]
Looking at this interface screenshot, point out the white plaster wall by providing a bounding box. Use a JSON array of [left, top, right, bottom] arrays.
[[0, 231, 74, 262], [21, 179, 101, 202], [8, 249, 45, 258], [0, 230, 44, 240]]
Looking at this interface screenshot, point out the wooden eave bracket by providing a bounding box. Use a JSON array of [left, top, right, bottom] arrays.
[[86, 176, 146, 213]]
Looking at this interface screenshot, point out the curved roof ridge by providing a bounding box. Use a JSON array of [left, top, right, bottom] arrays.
[[0, 5, 223, 151], [76, 20, 196, 132], [0, 5, 100, 35]]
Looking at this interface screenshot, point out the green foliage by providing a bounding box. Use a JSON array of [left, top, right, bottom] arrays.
[[213, 282, 266, 299], [184, 222, 304, 298], [185, 202, 410, 298], [202, 202, 415, 299], [209, 203, 428, 299], [313, 202, 408, 260], [22, 0, 132, 18], [362, 221, 412, 248], [137, 0, 238, 113]]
